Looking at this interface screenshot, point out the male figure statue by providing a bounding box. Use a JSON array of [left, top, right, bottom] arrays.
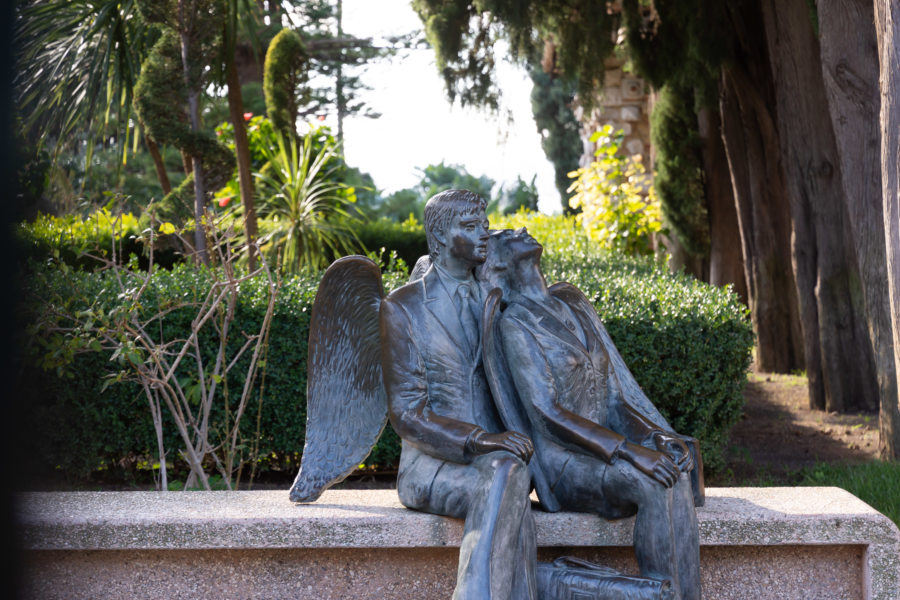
[[379, 190, 538, 600], [480, 228, 701, 600]]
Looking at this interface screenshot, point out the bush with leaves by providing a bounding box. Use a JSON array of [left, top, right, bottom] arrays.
[[568, 126, 663, 256], [17, 208, 183, 271], [21, 211, 751, 481]]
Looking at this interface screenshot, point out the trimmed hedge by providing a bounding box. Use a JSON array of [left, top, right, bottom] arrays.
[[20, 212, 752, 482]]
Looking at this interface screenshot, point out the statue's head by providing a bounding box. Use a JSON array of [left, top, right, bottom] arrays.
[[477, 228, 543, 296], [424, 189, 489, 263]]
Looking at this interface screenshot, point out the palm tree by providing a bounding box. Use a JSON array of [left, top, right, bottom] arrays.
[[15, 0, 155, 161], [254, 131, 358, 274]]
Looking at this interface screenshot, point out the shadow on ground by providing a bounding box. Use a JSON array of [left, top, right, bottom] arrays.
[[710, 371, 879, 486]]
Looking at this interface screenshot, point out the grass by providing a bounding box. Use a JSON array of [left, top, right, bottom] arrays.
[[797, 461, 900, 527]]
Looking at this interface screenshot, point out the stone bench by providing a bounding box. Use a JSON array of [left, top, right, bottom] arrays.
[[18, 487, 900, 599]]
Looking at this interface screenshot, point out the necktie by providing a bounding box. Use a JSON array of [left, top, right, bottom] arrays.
[[456, 283, 479, 350]]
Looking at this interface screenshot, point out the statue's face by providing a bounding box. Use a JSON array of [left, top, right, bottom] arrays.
[[444, 209, 490, 265], [478, 228, 542, 293]]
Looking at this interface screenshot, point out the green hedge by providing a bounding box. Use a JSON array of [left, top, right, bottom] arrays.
[[17, 211, 426, 275], [17, 211, 183, 271], [19, 213, 752, 482]]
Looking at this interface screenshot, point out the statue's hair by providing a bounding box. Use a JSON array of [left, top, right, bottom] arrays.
[[423, 189, 487, 259]]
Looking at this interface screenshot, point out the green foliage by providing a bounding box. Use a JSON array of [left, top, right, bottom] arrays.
[[492, 211, 754, 471], [347, 217, 428, 270], [14, 0, 157, 150], [497, 175, 539, 215], [19, 259, 406, 482], [800, 462, 900, 527], [412, 0, 616, 109], [417, 161, 495, 202], [134, 30, 235, 225], [529, 67, 582, 212], [651, 83, 709, 258], [254, 130, 360, 274], [263, 28, 310, 139], [568, 126, 663, 256], [17, 209, 182, 271]]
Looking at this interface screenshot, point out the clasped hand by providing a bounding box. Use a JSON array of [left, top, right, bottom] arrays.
[[617, 431, 694, 488], [468, 429, 534, 463]]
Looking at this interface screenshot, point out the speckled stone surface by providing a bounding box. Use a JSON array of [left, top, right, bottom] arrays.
[[18, 487, 900, 599]]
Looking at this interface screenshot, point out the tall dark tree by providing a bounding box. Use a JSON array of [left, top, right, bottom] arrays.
[[410, 0, 900, 456], [874, 0, 900, 432]]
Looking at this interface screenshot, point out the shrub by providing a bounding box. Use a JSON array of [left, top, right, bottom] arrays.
[[17, 209, 183, 271], [20, 212, 751, 481], [346, 217, 428, 270], [19, 260, 407, 483]]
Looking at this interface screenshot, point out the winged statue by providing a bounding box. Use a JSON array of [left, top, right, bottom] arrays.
[[288, 255, 388, 503]]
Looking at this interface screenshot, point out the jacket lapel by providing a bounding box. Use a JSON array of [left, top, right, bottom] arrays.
[[421, 267, 471, 358]]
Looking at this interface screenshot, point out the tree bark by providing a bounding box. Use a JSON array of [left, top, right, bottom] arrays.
[[146, 136, 172, 196], [874, 0, 900, 448], [226, 58, 259, 271], [698, 107, 747, 304], [818, 0, 898, 455], [761, 0, 877, 412], [718, 4, 805, 373]]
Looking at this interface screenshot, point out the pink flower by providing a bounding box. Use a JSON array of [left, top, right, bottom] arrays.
[[218, 197, 232, 207], [243, 112, 253, 121]]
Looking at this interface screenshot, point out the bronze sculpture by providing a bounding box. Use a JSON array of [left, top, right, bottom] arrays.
[[290, 190, 699, 599], [480, 228, 702, 600]]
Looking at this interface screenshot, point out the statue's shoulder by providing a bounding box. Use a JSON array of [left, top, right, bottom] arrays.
[[384, 277, 425, 306], [550, 282, 593, 312]]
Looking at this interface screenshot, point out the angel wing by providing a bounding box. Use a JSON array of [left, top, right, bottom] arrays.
[[289, 256, 387, 503], [482, 288, 561, 513]]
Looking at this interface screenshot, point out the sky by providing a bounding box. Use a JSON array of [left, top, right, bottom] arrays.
[[329, 0, 562, 214]]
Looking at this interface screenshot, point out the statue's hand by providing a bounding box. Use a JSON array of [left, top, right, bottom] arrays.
[[650, 431, 694, 473], [617, 442, 679, 488], [468, 430, 534, 463]]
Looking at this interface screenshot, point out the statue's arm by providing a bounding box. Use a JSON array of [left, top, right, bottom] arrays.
[[379, 297, 482, 464], [499, 316, 625, 463], [501, 315, 681, 487]]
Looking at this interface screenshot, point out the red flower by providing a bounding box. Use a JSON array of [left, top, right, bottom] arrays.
[[218, 197, 232, 207], [243, 112, 253, 121]]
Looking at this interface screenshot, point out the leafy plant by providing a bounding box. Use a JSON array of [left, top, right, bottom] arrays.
[[254, 129, 360, 274], [568, 125, 663, 256], [24, 217, 278, 491]]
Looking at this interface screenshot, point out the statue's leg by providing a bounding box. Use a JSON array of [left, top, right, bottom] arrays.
[[399, 449, 537, 600], [601, 462, 700, 600], [670, 473, 700, 600]]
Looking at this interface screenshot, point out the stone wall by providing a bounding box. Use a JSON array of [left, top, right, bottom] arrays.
[[573, 57, 653, 166]]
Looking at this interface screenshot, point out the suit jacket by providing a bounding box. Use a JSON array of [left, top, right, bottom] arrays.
[[488, 283, 686, 510], [380, 265, 502, 467]]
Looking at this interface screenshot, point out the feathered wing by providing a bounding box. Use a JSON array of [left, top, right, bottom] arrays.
[[482, 288, 561, 512], [290, 256, 387, 503]]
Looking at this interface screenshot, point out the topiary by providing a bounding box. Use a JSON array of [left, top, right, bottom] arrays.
[[263, 28, 309, 139], [132, 7, 235, 226]]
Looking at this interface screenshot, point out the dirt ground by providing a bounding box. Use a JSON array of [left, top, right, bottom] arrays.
[[709, 368, 880, 486]]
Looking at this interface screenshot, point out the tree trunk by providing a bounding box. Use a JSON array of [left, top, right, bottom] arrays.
[[761, 0, 878, 413], [226, 58, 259, 271], [818, 0, 898, 455], [875, 0, 900, 451], [718, 4, 804, 374], [698, 107, 748, 304], [146, 136, 172, 196]]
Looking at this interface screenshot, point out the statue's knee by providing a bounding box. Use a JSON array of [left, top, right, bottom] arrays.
[[476, 451, 530, 488]]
